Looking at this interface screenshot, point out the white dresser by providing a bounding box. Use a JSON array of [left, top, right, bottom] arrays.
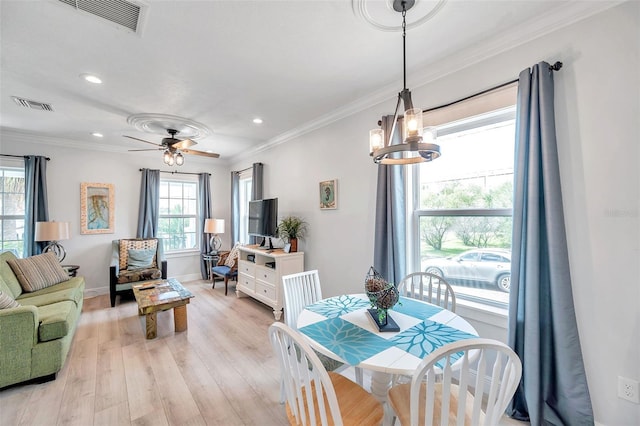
[[236, 245, 304, 320]]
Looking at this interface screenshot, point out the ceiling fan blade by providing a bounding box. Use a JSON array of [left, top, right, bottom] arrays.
[[182, 149, 220, 158], [128, 148, 163, 152], [171, 138, 197, 149], [123, 135, 161, 147]]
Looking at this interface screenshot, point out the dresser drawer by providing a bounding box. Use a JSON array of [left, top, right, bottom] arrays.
[[255, 281, 276, 301], [237, 273, 255, 290], [238, 260, 255, 276], [255, 266, 276, 285]]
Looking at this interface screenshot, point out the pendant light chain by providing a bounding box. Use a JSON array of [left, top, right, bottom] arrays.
[[402, 5, 407, 91]]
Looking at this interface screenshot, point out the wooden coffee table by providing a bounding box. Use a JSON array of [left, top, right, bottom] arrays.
[[132, 278, 194, 339]]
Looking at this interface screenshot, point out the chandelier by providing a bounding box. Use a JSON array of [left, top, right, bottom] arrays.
[[369, 0, 441, 165], [163, 149, 184, 166]]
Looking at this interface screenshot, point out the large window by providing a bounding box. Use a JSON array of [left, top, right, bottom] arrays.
[[158, 179, 198, 252], [412, 106, 515, 307], [0, 166, 25, 256]]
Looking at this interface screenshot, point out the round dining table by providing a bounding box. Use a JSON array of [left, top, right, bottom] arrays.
[[297, 293, 478, 425]]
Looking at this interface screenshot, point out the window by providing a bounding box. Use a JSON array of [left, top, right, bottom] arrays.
[[238, 170, 253, 244], [158, 179, 198, 252], [0, 166, 25, 256], [411, 104, 516, 308]]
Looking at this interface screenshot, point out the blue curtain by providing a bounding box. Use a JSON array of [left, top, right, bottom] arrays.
[[23, 156, 49, 257], [230, 171, 240, 245], [507, 62, 593, 425], [199, 173, 212, 279], [250, 162, 263, 245], [136, 168, 159, 238], [373, 115, 406, 285]]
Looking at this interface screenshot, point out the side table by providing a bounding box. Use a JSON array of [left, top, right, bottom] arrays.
[[202, 253, 220, 280], [62, 265, 80, 277]]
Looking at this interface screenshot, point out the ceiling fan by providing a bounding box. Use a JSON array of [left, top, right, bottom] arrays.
[[124, 128, 220, 166]]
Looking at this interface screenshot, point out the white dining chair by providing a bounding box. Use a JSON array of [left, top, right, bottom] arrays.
[[387, 338, 522, 426], [282, 270, 363, 387], [397, 271, 457, 313], [269, 322, 384, 426]]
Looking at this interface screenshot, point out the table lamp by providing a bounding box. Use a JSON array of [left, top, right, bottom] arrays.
[[35, 221, 70, 262], [204, 218, 224, 254]]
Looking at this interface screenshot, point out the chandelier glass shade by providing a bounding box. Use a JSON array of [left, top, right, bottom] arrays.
[[369, 0, 441, 165], [163, 149, 184, 166]]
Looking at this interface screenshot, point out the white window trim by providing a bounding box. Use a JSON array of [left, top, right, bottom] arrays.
[[159, 175, 200, 253]]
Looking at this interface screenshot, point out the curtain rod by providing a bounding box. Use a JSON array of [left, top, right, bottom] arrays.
[[0, 154, 51, 161], [139, 169, 210, 176], [422, 61, 563, 114], [233, 162, 263, 174]]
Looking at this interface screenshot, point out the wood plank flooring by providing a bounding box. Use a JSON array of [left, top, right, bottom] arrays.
[[0, 280, 288, 426], [0, 279, 527, 426]]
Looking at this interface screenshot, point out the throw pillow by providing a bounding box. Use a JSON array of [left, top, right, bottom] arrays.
[[7, 252, 69, 293], [119, 239, 158, 270], [127, 248, 156, 270], [224, 243, 240, 268], [0, 290, 19, 309]]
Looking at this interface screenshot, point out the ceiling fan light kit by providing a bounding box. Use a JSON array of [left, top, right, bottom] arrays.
[[124, 116, 220, 166], [369, 0, 442, 166]]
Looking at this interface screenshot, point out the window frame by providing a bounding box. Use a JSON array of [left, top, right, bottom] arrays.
[[0, 163, 26, 257], [409, 107, 516, 310], [158, 176, 200, 254], [237, 169, 253, 245]]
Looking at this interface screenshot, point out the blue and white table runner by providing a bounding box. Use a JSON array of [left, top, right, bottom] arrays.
[[299, 294, 477, 367]]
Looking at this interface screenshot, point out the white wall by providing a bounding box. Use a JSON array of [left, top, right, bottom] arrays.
[[230, 3, 639, 425], [0, 137, 231, 297], [1, 2, 637, 424]]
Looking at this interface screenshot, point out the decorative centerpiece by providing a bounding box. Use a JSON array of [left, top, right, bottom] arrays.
[[277, 216, 308, 253], [365, 266, 400, 332]]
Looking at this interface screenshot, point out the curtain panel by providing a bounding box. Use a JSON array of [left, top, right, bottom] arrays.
[[373, 115, 407, 285], [23, 156, 49, 257], [198, 173, 213, 279], [507, 61, 593, 425], [136, 168, 160, 239], [250, 162, 263, 245], [230, 171, 240, 245]]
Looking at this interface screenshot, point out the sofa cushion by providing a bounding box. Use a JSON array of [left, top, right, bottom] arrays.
[[7, 252, 69, 293], [127, 248, 156, 270], [119, 239, 158, 270], [17, 277, 84, 308], [0, 290, 19, 309], [36, 300, 77, 342], [0, 251, 23, 298], [117, 267, 162, 285]]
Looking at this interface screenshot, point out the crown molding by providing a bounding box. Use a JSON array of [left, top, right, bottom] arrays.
[[231, 0, 624, 163]]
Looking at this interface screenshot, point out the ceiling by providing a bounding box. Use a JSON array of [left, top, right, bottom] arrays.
[[0, 0, 619, 164]]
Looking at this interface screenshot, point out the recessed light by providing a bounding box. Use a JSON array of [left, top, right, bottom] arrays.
[[252, 118, 263, 124], [91, 132, 103, 138], [80, 73, 102, 84], [206, 150, 214, 153]]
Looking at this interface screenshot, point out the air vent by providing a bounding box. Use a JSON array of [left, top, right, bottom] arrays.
[[12, 97, 54, 112], [58, 0, 142, 33]]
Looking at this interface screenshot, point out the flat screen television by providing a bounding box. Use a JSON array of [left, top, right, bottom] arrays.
[[248, 198, 278, 248]]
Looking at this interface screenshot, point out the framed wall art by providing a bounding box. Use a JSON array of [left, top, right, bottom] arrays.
[[319, 179, 337, 210], [80, 182, 115, 234]]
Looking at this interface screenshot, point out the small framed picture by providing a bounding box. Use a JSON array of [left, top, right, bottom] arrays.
[[283, 243, 291, 253], [319, 179, 337, 210], [80, 182, 115, 234]]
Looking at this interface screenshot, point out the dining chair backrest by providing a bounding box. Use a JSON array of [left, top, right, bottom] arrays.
[[269, 322, 342, 425], [397, 272, 456, 312], [282, 270, 323, 328], [387, 338, 522, 426]]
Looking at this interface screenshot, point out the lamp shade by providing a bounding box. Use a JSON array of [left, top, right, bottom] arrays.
[[204, 218, 225, 234], [35, 221, 70, 242]]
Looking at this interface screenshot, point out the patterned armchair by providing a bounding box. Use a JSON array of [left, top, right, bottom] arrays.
[[109, 238, 167, 307]]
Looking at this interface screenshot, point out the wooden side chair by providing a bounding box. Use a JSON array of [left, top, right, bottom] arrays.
[[388, 338, 522, 426], [211, 244, 239, 295], [397, 271, 457, 312], [268, 322, 383, 426]]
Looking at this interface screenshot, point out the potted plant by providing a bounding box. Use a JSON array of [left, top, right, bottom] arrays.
[[277, 216, 308, 252]]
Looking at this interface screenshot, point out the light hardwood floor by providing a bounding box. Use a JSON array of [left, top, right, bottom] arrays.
[[0, 279, 527, 426]]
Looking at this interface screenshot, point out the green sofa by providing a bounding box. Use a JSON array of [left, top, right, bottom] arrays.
[[0, 251, 84, 388]]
